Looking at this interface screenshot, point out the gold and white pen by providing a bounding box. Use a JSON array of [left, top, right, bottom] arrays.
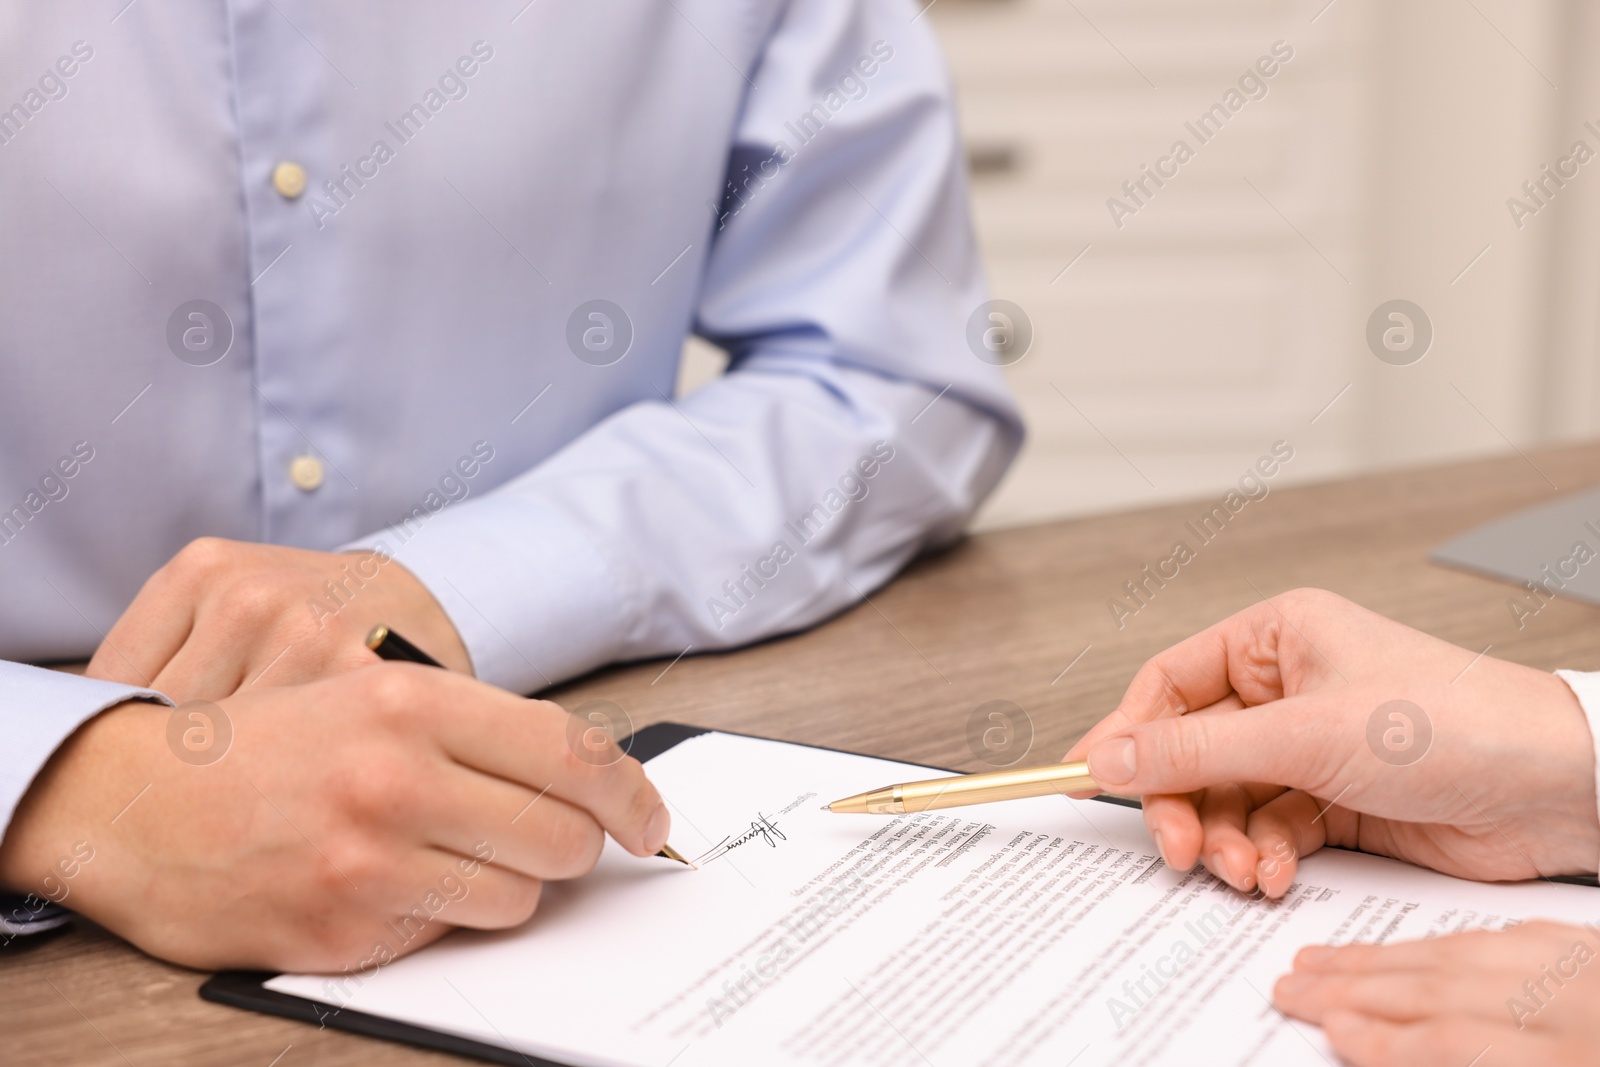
[[823, 760, 1099, 815]]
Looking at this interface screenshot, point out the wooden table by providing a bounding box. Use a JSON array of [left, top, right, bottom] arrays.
[[9, 441, 1600, 1066]]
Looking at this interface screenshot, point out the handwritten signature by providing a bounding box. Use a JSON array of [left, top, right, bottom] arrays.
[[694, 813, 787, 866]]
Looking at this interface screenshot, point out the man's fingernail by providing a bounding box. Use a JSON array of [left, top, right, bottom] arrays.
[[1152, 829, 1169, 866], [1210, 851, 1230, 885], [1089, 737, 1136, 786], [645, 804, 671, 854]]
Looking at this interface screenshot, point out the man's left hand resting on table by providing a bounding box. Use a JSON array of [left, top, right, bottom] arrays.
[[84, 537, 472, 702]]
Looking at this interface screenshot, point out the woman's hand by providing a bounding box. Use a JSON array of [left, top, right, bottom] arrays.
[[1065, 588, 1600, 896], [1276, 921, 1600, 1066]]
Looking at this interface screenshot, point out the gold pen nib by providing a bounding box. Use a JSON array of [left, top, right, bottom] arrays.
[[656, 843, 697, 870]]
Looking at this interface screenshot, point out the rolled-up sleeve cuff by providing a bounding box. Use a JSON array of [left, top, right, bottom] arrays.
[[344, 494, 630, 695], [1, 662, 171, 932], [0, 895, 70, 937], [1555, 669, 1600, 878]]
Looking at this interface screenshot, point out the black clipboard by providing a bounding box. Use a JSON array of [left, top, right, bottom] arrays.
[[199, 721, 1596, 1064]]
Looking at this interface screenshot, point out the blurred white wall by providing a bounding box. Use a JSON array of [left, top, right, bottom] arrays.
[[682, 0, 1600, 531]]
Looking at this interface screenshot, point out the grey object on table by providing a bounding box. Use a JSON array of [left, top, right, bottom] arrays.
[[1432, 485, 1600, 605]]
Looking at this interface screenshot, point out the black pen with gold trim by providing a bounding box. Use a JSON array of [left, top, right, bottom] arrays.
[[365, 624, 695, 868]]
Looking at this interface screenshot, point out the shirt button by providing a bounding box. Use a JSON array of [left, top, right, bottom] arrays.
[[289, 455, 325, 492], [272, 161, 307, 199]]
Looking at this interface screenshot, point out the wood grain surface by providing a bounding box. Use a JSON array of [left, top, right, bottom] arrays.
[[7, 441, 1600, 1066]]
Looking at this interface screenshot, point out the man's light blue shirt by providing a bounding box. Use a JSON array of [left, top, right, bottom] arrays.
[[0, 0, 1020, 844]]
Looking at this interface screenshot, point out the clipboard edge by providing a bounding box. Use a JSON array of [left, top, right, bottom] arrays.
[[199, 969, 559, 1066]]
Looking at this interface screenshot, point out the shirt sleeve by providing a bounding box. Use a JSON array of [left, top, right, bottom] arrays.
[[1554, 669, 1600, 877], [345, 0, 1023, 694], [1, 895, 70, 938], [0, 661, 172, 933]]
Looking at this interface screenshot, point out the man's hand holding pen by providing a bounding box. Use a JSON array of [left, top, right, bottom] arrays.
[[0, 538, 679, 971]]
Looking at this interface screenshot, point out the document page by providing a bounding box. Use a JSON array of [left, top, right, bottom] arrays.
[[267, 731, 1599, 1067]]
